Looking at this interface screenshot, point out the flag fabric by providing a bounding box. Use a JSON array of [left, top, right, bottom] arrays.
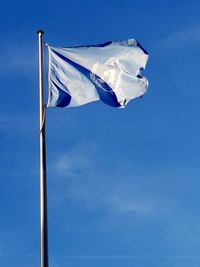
[[47, 39, 149, 108]]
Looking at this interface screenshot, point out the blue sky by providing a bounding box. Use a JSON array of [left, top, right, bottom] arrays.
[[0, 0, 200, 266]]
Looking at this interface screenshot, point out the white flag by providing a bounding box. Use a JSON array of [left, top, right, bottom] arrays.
[[47, 39, 149, 108]]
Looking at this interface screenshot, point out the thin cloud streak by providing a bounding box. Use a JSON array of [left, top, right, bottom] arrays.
[[57, 254, 200, 261], [153, 23, 200, 51], [0, 113, 37, 134], [0, 42, 38, 76], [0, 254, 37, 258]]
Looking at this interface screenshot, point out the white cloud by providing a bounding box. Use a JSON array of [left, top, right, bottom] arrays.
[[49, 143, 172, 219], [55, 152, 93, 177], [104, 194, 155, 214]]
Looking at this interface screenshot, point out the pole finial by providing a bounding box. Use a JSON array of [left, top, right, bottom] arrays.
[[37, 30, 44, 35]]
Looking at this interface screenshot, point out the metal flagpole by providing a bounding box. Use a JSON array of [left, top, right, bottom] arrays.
[[37, 30, 49, 267]]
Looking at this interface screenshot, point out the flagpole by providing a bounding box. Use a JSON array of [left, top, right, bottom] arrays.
[[37, 30, 49, 267]]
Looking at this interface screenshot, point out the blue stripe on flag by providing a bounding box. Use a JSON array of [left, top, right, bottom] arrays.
[[63, 41, 112, 49], [136, 41, 148, 55], [51, 80, 71, 107]]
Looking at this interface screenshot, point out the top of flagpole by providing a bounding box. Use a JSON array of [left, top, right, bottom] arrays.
[[37, 30, 44, 35]]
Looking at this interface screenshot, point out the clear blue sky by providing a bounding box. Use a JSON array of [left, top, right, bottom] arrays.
[[0, 0, 200, 266]]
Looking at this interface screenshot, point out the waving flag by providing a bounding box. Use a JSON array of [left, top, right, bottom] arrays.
[[47, 39, 148, 108]]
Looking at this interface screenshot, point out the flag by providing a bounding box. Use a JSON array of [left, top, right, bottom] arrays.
[[47, 39, 149, 108]]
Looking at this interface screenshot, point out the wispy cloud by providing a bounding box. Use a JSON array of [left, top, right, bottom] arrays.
[[55, 148, 95, 177], [56, 253, 200, 261], [0, 42, 38, 76], [0, 113, 37, 134], [153, 23, 200, 51], [49, 142, 172, 220]]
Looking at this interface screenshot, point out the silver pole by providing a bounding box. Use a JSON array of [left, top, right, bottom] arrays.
[[37, 30, 48, 267]]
